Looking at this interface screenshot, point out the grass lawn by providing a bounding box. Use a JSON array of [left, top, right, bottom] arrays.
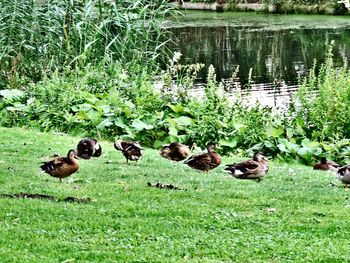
[[0, 127, 349, 262]]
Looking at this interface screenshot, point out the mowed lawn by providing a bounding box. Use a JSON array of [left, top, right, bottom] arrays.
[[0, 127, 350, 262]]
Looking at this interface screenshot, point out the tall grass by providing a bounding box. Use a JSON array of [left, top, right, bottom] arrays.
[[0, 0, 172, 87], [291, 42, 350, 141]]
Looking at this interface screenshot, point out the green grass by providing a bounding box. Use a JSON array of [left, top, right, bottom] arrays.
[[0, 127, 350, 262]]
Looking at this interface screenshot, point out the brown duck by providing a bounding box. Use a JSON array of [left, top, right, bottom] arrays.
[[160, 142, 193, 162], [313, 157, 339, 171], [40, 149, 79, 182], [184, 142, 221, 172], [114, 140, 143, 164], [77, 138, 102, 159], [224, 152, 269, 181]]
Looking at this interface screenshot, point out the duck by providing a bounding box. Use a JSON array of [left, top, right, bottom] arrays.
[[224, 152, 269, 181], [160, 142, 194, 162], [184, 141, 221, 172], [313, 157, 339, 171], [77, 138, 102, 159], [337, 165, 350, 187], [40, 149, 79, 182], [114, 140, 143, 164]]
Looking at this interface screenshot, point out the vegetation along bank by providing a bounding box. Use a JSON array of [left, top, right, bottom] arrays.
[[0, 1, 349, 165], [171, 0, 349, 14]]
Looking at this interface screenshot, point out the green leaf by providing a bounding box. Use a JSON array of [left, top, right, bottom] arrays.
[[297, 147, 312, 157], [71, 105, 79, 112], [219, 139, 237, 148], [124, 100, 135, 109], [0, 89, 24, 101], [114, 117, 127, 129], [301, 138, 320, 148], [82, 92, 99, 105], [174, 116, 192, 127], [296, 123, 305, 136], [168, 126, 178, 136], [77, 103, 93, 112], [266, 123, 284, 138], [233, 123, 246, 131], [277, 143, 289, 153], [97, 119, 113, 130], [76, 111, 89, 120], [168, 103, 185, 113], [264, 141, 275, 149], [131, 119, 154, 131], [286, 128, 294, 139], [86, 110, 101, 125]]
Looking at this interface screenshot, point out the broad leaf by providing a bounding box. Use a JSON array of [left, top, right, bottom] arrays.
[[168, 103, 185, 113], [0, 89, 24, 101], [219, 139, 237, 148], [266, 123, 284, 138], [97, 119, 113, 130], [132, 119, 154, 131]]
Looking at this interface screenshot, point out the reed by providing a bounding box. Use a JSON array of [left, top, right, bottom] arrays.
[[0, 0, 172, 87]]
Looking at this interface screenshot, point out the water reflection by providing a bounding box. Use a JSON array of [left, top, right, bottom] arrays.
[[169, 26, 350, 85]]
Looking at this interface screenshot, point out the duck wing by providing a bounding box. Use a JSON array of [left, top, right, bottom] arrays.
[[184, 152, 206, 164], [225, 160, 260, 177], [92, 140, 102, 157], [125, 145, 142, 160], [40, 157, 65, 173], [167, 143, 190, 161], [184, 152, 218, 170], [338, 165, 350, 176], [115, 141, 143, 160], [115, 141, 142, 151], [327, 160, 340, 168]]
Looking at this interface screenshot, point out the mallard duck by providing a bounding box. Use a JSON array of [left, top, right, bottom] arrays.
[[40, 149, 79, 182], [337, 165, 350, 186], [160, 142, 193, 162], [77, 138, 102, 159], [224, 152, 269, 181], [184, 141, 221, 172], [114, 140, 143, 164], [313, 157, 339, 171]]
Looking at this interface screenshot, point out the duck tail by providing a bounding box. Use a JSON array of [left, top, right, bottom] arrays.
[[223, 165, 235, 173], [114, 140, 123, 151], [183, 157, 193, 164], [40, 162, 53, 172], [92, 143, 102, 157]]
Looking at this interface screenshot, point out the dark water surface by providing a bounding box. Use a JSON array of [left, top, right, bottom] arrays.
[[165, 12, 350, 86]]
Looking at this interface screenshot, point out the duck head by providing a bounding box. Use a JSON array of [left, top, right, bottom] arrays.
[[338, 166, 350, 177], [67, 149, 79, 160], [253, 152, 268, 163], [320, 157, 327, 164], [206, 141, 219, 152]]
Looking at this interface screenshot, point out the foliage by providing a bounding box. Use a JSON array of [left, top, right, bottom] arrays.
[[184, 0, 340, 4], [291, 43, 350, 141], [179, 0, 346, 14], [1, 45, 350, 165], [0, 0, 172, 87], [0, 0, 349, 165]]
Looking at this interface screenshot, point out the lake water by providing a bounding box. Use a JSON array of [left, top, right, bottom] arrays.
[[164, 12, 350, 109]]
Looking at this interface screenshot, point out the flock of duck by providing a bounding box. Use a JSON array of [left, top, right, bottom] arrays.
[[40, 139, 350, 186]]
